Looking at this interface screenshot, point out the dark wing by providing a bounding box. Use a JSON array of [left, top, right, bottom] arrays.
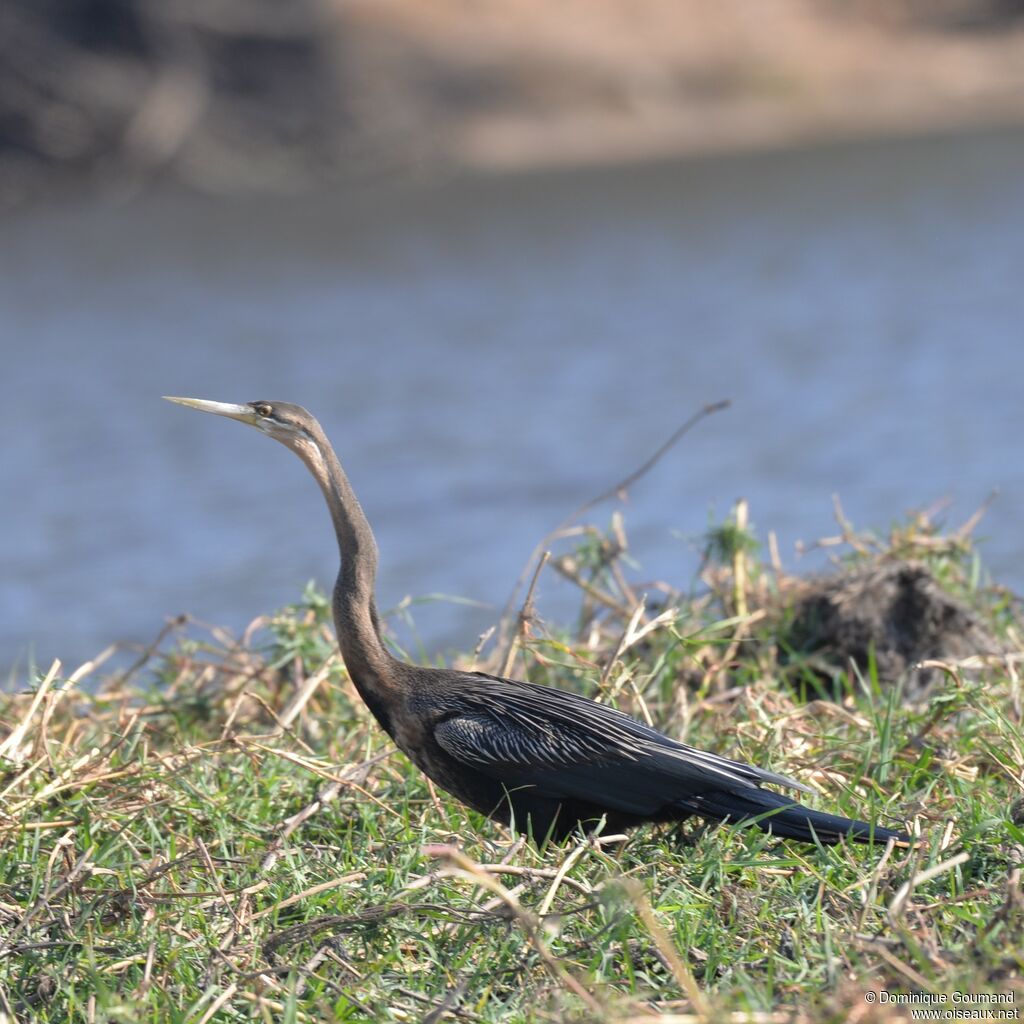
[[430, 672, 807, 819]]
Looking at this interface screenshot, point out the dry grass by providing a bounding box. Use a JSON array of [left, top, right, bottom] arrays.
[[1, 509, 1022, 1022]]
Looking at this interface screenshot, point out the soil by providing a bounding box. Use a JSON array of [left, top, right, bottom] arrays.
[[782, 559, 1003, 697]]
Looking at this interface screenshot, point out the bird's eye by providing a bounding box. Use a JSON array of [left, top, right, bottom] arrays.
[[255, 403, 273, 418]]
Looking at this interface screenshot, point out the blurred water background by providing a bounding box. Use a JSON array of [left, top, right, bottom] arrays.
[[5, 1, 1024, 674], [4, 125, 1023, 673]]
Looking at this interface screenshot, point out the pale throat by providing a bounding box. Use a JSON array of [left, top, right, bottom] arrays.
[[289, 430, 382, 629]]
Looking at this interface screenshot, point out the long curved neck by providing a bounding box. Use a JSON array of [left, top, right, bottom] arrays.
[[294, 428, 398, 699]]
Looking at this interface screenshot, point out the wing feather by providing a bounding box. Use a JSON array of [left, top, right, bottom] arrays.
[[429, 671, 809, 817]]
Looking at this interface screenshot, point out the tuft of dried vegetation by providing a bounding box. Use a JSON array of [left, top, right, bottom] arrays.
[[1, 503, 1022, 1023]]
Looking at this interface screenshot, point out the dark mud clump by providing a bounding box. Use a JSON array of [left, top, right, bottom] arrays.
[[781, 559, 1002, 698]]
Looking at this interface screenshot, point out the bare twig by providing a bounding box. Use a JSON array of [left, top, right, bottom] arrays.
[[110, 615, 189, 688], [248, 873, 367, 922], [423, 845, 603, 1014], [954, 488, 998, 541], [259, 752, 390, 872], [888, 851, 969, 924], [619, 879, 711, 1018], [197, 838, 244, 931], [732, 498, 749, 618], [262, 902, 487, 960], [500, 400, 730, 648], [420, 978, 471, 1024], [277, 655, 337, 731], [0, 842, 97, 956], [499, 550, 551, 678], [0, 659, 62, 763], [550, 553, 633, 618], [537, 839, 589, 916], [564, 400, 731, 528], [193, 982, 239, 1024]]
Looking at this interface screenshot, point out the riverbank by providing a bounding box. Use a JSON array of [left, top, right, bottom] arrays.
[[5, 0, 1024, 204], [2, 513, 1019, 1020]]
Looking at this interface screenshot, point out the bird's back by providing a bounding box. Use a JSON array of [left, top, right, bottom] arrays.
[[386, 666, 908, 846]]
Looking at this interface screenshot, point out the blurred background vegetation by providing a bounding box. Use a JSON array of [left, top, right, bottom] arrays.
[[5, 0, 1024, 203]]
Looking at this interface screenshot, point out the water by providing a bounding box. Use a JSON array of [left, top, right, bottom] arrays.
[[3, 128, 1023, 674]]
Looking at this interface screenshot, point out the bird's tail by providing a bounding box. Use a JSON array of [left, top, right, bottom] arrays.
[[682, 787, 912, 846]]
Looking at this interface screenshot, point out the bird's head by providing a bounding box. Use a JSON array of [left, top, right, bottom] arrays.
[[164, 397, 326, 464]]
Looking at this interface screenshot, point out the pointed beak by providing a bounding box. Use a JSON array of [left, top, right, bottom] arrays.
[[163, 396, 258, 424]]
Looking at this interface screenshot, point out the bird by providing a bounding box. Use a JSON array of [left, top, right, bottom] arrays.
[[165, 397, 911, 848]]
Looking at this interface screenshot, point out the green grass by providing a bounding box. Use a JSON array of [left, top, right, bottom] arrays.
[[1, 513, 1022, 1022]]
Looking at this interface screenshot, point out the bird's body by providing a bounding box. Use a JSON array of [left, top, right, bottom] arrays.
[[166, 397, 909, 847], [346, 659, 903, 843]]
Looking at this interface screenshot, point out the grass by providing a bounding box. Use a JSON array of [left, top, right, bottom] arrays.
[[1, 508, 1022, 1023]]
